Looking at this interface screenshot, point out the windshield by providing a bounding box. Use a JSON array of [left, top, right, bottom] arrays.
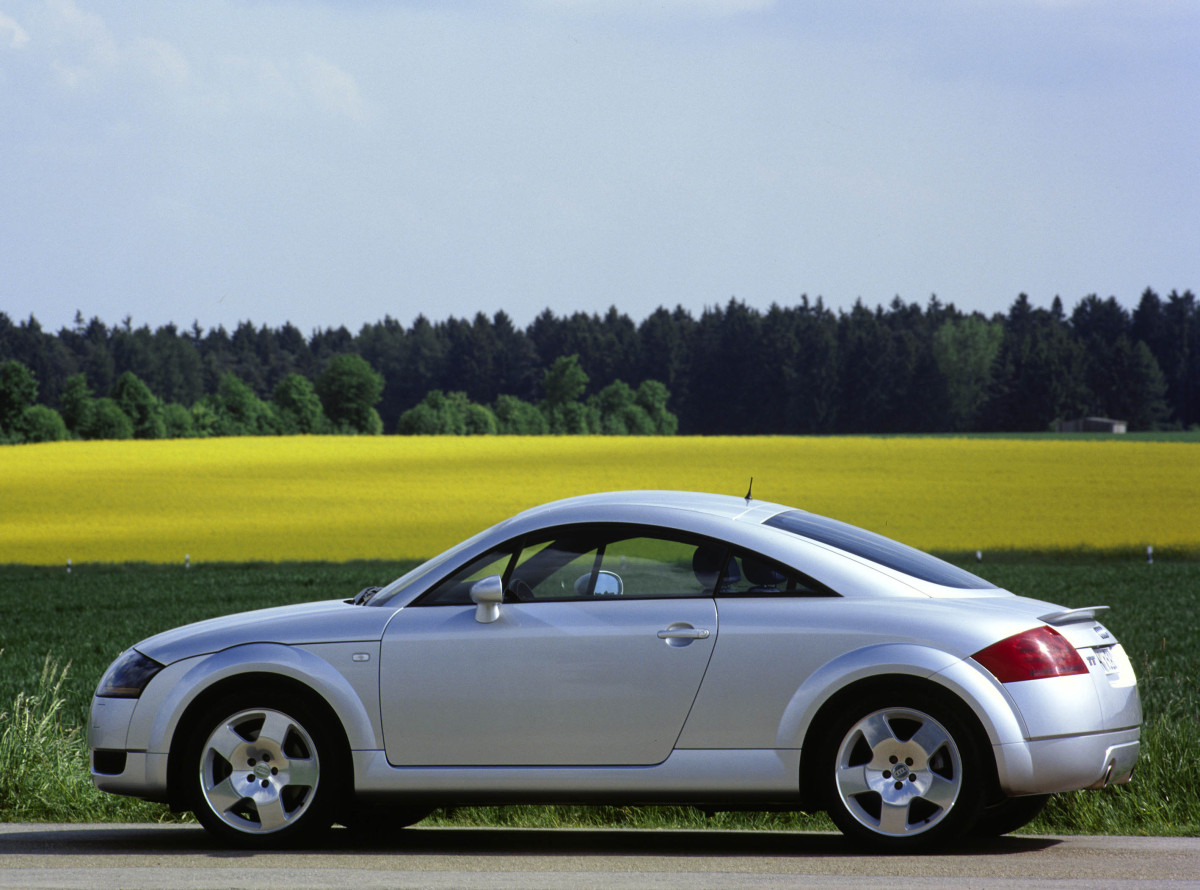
[[763, 510, 995, 590]]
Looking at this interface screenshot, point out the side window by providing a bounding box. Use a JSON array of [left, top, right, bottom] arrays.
[[508, 537, 596, 601], [717, 549, 837, 598], [596, 536, 705, 599], [508, 527, 711, 601], [419, 546, 515, 605], [414, 525, 827, 606]]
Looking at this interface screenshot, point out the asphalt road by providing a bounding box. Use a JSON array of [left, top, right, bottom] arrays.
[[1, 823, 1198, 889]]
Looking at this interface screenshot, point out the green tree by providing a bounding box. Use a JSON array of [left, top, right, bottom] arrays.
[[113, 371, 165, 439], [541, 354, 588, 408], [396, 397, 444, 434], [587, 380, 655, 435], [464, 403, 497, 435], [540, 354, 591, 434], [273, 374, 327, 434], [162, 403, 195, 438], [931, 316, 1003, 431], [83, 398, 134, 440], [0, 360, 37, 436], [189, 401, 219, 438], [493, 394, 549, 434], [59, 374, 93, 436], [20, 405, 68, 442], [634, 379, 678, 435], [206, 373, 275, 436], [317, 354, 384, 434], [397, 390, 495, 435], [986, 295, 1088, 430]]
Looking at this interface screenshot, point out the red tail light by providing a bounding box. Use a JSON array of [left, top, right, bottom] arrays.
[[973, 626, 1088, 683]]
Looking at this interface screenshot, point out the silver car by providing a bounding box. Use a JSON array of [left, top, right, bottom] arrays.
[[89, 490, 1141, 849]]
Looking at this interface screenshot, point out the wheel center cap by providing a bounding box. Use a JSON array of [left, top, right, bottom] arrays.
[[254, 762, 271, 779], [893, 764, 910, 780]]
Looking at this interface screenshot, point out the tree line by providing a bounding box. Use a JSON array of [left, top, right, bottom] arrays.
[[0, 288, 1196, 442]]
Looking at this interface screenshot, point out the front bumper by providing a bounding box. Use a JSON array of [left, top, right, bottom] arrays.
[[88, 695, 170, 801]]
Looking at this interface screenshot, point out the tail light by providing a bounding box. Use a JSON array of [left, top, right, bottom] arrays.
[[973, 626, 1088, 683]]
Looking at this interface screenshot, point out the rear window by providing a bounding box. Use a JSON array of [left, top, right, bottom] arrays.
[[763, 510, 995, 590]]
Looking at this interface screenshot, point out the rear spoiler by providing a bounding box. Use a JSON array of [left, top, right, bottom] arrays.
[[1038, 605, 1110, 626]]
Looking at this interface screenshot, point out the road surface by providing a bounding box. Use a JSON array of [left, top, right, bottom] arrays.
[[1, 823, 1197, 889]]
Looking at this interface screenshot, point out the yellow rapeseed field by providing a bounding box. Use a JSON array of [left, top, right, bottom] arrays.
[[2, 436, 1197, 564]]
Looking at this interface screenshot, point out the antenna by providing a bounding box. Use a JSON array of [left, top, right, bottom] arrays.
[[744, 477, 754, 503]]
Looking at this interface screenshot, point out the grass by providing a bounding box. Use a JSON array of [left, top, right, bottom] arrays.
[[0, 556, 1196, 835]]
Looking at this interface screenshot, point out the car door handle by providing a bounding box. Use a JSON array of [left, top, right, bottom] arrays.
[[657, 627, 711, 640]]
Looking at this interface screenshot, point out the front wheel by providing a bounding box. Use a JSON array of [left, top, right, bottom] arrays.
[[820, 692, 984, 850], [184, 693, 341, 847]]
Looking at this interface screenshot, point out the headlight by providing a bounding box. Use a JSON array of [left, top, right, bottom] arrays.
[[96, 649, 165, 698]]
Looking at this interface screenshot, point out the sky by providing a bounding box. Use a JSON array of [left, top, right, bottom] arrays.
[[1, 0, 1197, 336]]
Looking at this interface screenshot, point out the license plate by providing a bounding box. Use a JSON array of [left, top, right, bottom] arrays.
[[1093, 646, 1119, 674]]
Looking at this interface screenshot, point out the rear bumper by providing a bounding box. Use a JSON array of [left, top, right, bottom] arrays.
[[994, 727, 1139, 796]]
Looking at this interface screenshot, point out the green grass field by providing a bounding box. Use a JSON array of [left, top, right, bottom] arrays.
[[1, 556, 1195, 834]]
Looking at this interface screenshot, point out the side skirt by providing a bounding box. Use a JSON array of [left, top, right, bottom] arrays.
[[351, 748, 803, 807]]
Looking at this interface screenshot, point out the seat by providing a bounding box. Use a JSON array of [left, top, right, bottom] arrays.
[[742, 556, 786, 594], [692, 546, 740, 593]]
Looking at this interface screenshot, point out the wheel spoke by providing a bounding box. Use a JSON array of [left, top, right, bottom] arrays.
[[287, 756, 319, 789], [255, 794, 289, 832], [203, 775, 245, 815], [909, 720, 951, 762], [835, 763, 872, 798], [922, 772, 960, 810], [257, 712, 294, 750], [857, 712, 897, 750], [206, 724, 246, 762], [877, 799, 911, 835]]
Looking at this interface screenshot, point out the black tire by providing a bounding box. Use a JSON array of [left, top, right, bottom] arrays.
[[183, 691, 342, 847], [818, 688, 985, 851], [338, 803, 434, 837], [972, 794, 1049, 837]]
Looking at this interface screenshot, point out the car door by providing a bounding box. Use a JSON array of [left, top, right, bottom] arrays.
[[379, 525, 719, 767]]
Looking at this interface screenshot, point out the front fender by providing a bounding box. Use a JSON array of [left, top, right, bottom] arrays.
[[127, 641, 382, 756], [775, 643, 1028, 750]]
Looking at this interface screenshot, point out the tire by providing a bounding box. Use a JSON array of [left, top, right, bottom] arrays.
[[338, 803, 434, 837], [819, 689, 985, 850], [184, 691, 342, 847], [972, 794, 1049, 837]]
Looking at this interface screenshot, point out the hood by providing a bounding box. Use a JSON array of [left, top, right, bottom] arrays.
[[135, 599, 397, 665]]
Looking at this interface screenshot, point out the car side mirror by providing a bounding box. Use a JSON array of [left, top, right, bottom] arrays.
[[470, 575, 504, 623]]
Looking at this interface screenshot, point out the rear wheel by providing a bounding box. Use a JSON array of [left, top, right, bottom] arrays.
[[820, 691, 984, 850], [339, 803, 434, 837], [184, 692, 341, 847], [972, 794, 1049, 837]]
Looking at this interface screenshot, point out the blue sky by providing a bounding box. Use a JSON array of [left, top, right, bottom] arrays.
[[1, 0, 1196, 334]]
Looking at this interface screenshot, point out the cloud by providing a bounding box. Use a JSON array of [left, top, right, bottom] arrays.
[[0, 12, 30, 49], [303, 54, 368, 122], [131, 37, 190, 90], [42, 0, 120, 88]]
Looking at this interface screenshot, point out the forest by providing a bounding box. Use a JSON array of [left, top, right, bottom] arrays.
[[0, 288, 1196, 440]]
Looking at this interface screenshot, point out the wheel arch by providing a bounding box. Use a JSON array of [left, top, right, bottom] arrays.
[[796, 673, 1001, 810], [164, 670, 355, 813], [779, 644, 1025, 810]]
